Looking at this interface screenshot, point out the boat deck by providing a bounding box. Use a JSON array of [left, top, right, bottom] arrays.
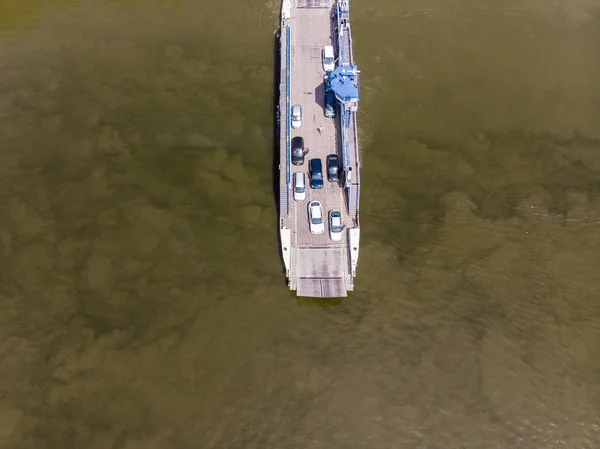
[[278, 0, 360, 298]]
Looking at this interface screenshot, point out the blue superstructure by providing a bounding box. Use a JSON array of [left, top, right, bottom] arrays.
[[328, 0, 359, 112], [325, 0, 360, 188], [326, 66, 359, 111]]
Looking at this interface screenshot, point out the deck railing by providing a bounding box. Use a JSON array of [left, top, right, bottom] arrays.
[[285, 25, 291, 186]]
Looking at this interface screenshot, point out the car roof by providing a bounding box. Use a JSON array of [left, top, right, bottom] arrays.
[[292, 104, 301, 112], [311, 203, 322, 216]]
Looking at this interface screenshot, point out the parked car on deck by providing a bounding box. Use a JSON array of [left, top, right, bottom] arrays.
[[309, 158, 324, 189], [308, 201, 325, 234], [293, 172, 306, 202], [329, 210, 344, 241], [326, 154, 339, 182], [291, 136, 306, 165], [322, 45, 335, 72], [291, 104, 302, 129], [324, 91, 335, 118]]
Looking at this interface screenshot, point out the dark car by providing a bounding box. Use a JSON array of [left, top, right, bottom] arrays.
[[324, 91, 336, 118], [326, 154, 339, 182], [291, 136, 306, 165], [309, 158, 324, 189]]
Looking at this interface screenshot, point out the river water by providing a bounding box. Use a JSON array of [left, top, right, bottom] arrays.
[[1, 0, 599, 447]]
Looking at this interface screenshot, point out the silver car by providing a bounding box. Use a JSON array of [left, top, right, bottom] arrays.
[[293, 172, 306, 202], [329, 210, 344, 241], [291, 104, 302, 129]]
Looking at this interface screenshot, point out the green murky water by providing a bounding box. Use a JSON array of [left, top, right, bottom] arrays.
[[1, 0, 599, 447]]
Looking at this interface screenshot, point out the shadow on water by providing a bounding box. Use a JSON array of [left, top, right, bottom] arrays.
[[272, 31, 281, 217], [272, 29, 288, 281]]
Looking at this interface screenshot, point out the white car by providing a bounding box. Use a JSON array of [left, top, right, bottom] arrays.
[[329, 210, 344, 241], [322, 45, 335, 72], [308, 201, 325, 234], [291, 104, 302, 129], [293, 172, 306, 202]]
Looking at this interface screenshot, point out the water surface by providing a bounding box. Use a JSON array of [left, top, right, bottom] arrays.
[[1, 0, 599, 447]]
